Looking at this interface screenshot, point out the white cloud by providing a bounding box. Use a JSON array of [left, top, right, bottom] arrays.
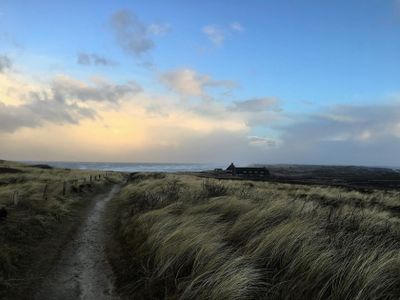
[[230, 22, 244, 32], [147, 23, 171, 36], [161, 69, 204, 96], [202, 25, 225, 46], [202, 22, 244, 47], [159, 68, 237, 98]]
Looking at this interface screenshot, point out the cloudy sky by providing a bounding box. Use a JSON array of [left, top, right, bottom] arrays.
[[1, 0, 400, 165]]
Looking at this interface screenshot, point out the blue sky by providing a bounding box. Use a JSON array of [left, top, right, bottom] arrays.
[[1, 0, 400, 165]]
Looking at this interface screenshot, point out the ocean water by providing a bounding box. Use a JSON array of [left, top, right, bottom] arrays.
[[25, 161, 226, 173]]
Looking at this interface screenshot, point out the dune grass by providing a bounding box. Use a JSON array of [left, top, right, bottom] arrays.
[[0, 160, 125, 296], [108, 173, 400, 299]]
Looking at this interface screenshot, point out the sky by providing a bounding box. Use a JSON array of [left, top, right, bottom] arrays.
[[1, 0, 400, 165]]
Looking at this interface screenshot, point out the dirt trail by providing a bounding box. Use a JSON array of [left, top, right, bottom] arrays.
[[34, 185, 121, 300]]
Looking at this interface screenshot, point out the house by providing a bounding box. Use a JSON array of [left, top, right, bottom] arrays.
[[226, 163, 270, 178]]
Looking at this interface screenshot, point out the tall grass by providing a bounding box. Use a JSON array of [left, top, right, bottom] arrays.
[[108, 174, 400, 299]]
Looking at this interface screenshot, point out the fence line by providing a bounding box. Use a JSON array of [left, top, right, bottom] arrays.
[[7, 172, 113, 206]]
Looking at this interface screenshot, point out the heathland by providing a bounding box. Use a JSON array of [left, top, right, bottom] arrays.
[[1, 161, 399, 299], [108, 172, 400, 299]]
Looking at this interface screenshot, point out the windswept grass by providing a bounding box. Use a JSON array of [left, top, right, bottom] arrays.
[[108, 174, 400, 299], [0, 160, 125, 297]]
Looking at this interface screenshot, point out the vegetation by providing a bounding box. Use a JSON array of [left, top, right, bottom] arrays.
[[108, 173, 400, 299], [0, 160, 125, 297]]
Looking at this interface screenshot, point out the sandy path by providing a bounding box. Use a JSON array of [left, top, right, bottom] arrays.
[[34, 185, 121, 300]]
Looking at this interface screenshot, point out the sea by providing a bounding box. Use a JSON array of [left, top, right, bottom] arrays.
[[24, 161, 226, 173]]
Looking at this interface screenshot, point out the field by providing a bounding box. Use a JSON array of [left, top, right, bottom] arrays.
[[0, 160, 125, 298], [201, 164, 400, 190], [108, 173, 400, 299]]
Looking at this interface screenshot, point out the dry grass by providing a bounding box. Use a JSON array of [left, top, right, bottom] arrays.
[[108, 174, 400, 299], [0, 160, 125, 296]]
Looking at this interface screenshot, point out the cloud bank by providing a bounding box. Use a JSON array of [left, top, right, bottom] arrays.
[[0, 74, 142, 133], [266, 103, 400, 165], [2, 65, 400, 165]]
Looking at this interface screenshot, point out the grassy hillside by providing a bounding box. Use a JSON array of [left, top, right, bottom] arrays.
[[108, 173, 400, 299], [0, 160, 125, 297]]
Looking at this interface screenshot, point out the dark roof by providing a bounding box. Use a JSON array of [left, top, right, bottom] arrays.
[[226, 163, 267, 170], [226, 163, 235, 171], [226, 163, 269, 172], [235, 167, 267, 171]]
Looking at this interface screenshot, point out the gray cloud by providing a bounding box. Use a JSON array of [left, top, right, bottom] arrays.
[[0, 55, 11, 72], [229, 97, 281, 112], [171, 101, 400, 166], [0, 103, 39, 132], [110, 10, 154, 57], [77, 53, 116, 66], [281, 104, 400, 143], [0, 76, 142, 133], [0, 96, 97, 133], [267, 103, 400, 166], [28, 94, 96, 124], [50, 76, 142, 103]]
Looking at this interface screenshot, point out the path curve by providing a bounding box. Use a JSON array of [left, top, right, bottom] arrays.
[[34, 185, 121, 300]]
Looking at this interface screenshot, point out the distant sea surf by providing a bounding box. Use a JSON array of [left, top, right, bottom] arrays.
[[25, 161, 225, 173]]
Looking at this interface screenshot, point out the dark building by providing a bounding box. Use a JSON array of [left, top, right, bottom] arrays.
[[226, 163, 270, 178]]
